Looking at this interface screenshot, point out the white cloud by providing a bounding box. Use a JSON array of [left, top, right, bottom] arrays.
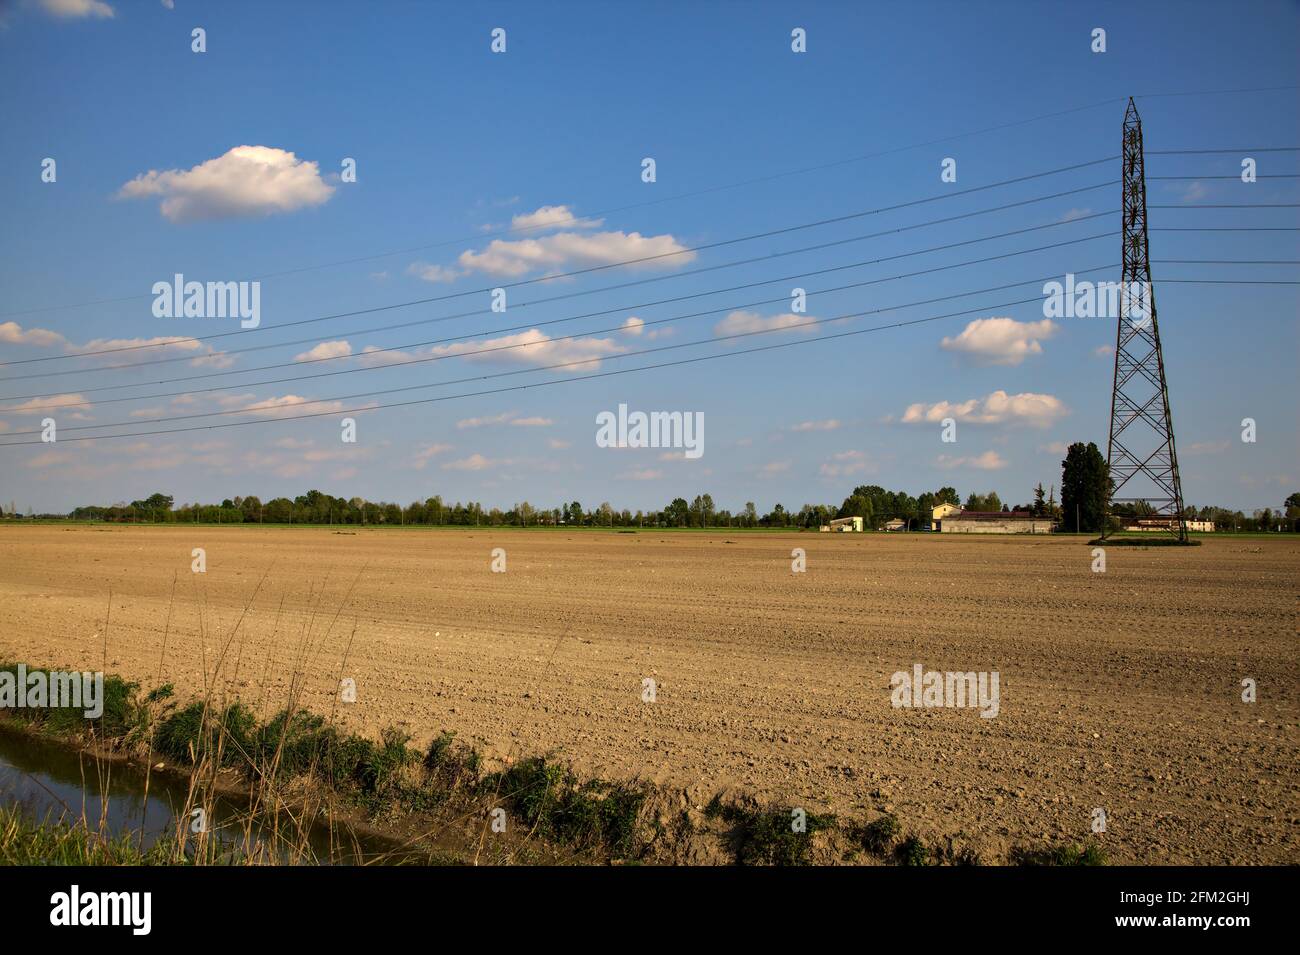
[[760, 460, 792, 476], [0, 393, 91, 416], [118, 146, 334, 223], [412, 443, 453, 469], [456, 410, 552, 429], [363, 328, 625, 370], [621, 315, 672, 340], [25, 450, 77, 469], [0, 324, 231, 369], [406, 262, 461, 284], [294, 340, 352, 362], [442, 453, 496, 471], [130, 450, 186, 471], [819, 450, 871, 478], [218, 393, 354, 418], [617, 468, 663, 481], [1038, 442, 1069, 456], [69, 334, 203, 357], [548, 438, 572, 450], [791, 419, 841, 432], [1094, 344, 1115, 358], [511, 205, 603, 232], [0, 321, 67, 347], [38, 0, 113, 18], [714, 310, 812, 338], [936, 451, 1007, 470], [1059, 207, 1092, 222], [188, 349, 236, 369], [453, 230, 694, 279], [238, 445, 368, 481], [902, 390, 1067, 428], [939, 317, 1058, 365], [456, 411, 515, 429]]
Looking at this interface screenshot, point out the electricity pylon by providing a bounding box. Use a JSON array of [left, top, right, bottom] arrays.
[[1103, 98, 1188, 542]]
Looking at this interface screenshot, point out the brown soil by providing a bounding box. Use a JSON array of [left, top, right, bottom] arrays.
[[0, 524, 1294, 863]]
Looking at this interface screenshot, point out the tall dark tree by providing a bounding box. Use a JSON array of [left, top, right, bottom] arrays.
[[1060, 442, 1110, 532], [665, 497, 689, 527]]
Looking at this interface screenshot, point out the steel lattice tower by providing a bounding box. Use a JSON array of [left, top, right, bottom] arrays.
[[1104, 98, 1187, 541]]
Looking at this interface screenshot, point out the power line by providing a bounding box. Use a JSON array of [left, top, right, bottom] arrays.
[[5, 204, 1286, 392], [0, 159, 1122, 368], [1135, 84, 1300, 100], [1146, 147, 1300, 154], [5, 81, 1296, 322], [6, 270, 1123, 435], [1146, 174, 1300, 180], [0, 289, 1081, 446], [1154, 258, 1300, 264], [1, 232, 1121, 411], [0, 101, 1144, 321], [1149, 203, 1300, 209], [1, 208, 1122, 393], [5, 265, 1291, 441], [4, 168, 1289, 376], [8, 189, 1291, 389], [3, 269, 1287, 449], [6, 197, 1293, 403], [1162, 278, 1300, 285], [1150, 226, 1300, 231]]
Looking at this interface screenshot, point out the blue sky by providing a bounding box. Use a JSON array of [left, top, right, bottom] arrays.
[[1, 0, 1296, 514]]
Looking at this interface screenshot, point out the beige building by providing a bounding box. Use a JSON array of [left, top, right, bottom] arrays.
[[820, 516, 864, 533], [932, 503, 1053, 534], [930, 502, 962, 530], [1122, 518, 1216, 532]]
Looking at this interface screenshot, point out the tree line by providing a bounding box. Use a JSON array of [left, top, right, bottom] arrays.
[[11, 446, 1297, 532]]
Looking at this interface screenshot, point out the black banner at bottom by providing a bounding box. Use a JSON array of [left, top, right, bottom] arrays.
[[0, 864, 1279, 941]]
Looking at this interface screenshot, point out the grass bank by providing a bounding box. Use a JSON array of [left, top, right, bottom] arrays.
[[1, 663, 1105, 866]]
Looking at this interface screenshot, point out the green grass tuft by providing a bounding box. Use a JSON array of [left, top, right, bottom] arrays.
[[706, 800, 837, 865], [895, 834, 931, 866], [0, 806, 183, 866], [857, 813, 901, 855], [1010, 842, 1107, 865], [484, 756, 647, 856]]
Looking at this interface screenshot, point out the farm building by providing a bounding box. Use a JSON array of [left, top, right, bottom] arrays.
[[820, 516, 864, 532], [1122, 518, 1216, 532], [933, 506, 1054, 534], [883, 518, 907, 532], [930, 502, 961, 530]]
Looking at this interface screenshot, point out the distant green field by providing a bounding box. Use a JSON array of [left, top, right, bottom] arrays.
[[0, 519, 1287, 539]]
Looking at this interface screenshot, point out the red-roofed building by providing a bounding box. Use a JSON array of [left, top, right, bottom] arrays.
[[932, 505, 1054, 534]]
